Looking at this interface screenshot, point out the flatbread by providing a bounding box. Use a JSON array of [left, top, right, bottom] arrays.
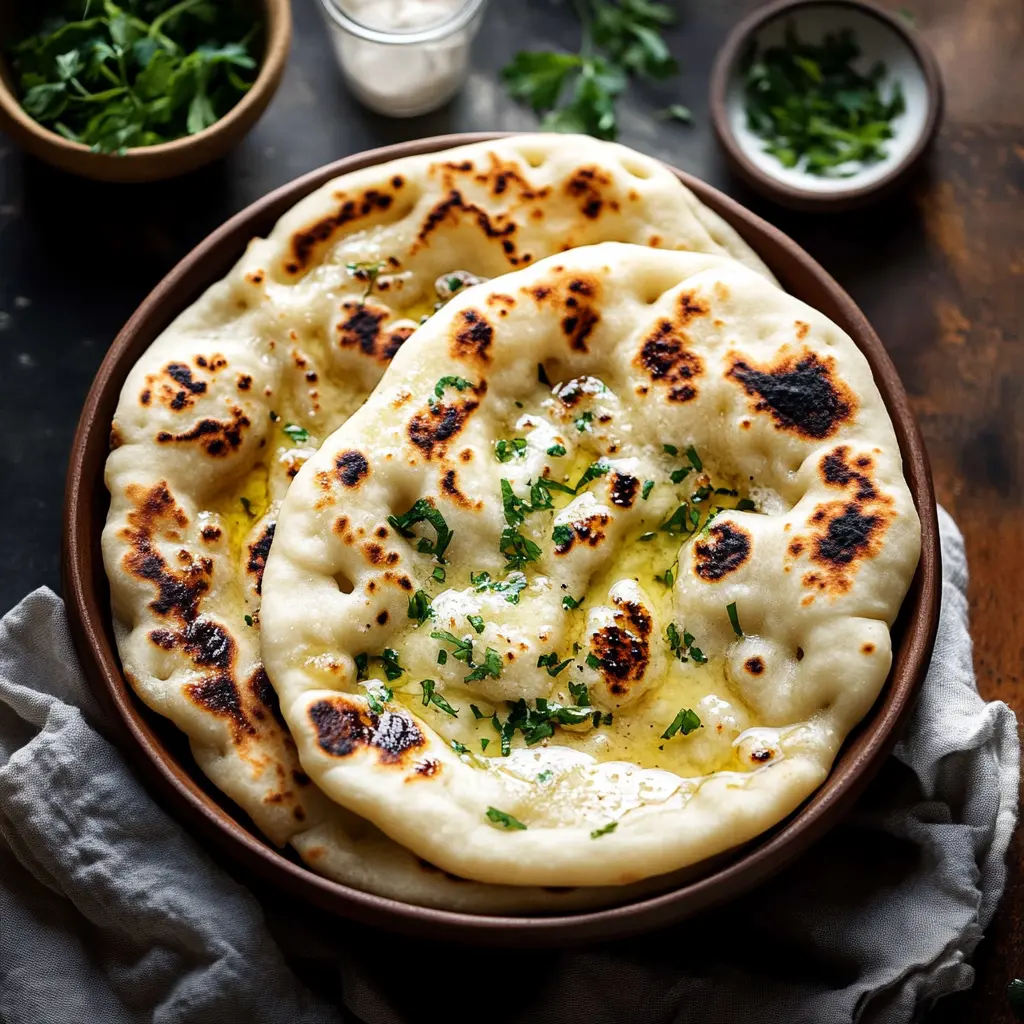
[[101, 134, 774, 909], [261, 243, 921, 888]]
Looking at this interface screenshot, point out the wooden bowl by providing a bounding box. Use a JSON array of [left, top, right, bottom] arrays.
[[63, 132, 940, 945], [710, 0, 944, 211], [0, 0, 291, 183]]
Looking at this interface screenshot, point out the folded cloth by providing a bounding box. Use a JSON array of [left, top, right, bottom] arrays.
[[0, 508, 1017, 1024]]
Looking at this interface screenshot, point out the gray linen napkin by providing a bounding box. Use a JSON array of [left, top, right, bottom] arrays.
[[0, 507, 1018, 1024]]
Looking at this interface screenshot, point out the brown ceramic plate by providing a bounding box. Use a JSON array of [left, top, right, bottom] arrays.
[[63, 132, 940, 946]]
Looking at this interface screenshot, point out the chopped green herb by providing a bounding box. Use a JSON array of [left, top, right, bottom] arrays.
[[641, 479, 655, 500], [431, 630, 474, 664], [590, 821, 618, 839], [432, 565, 447, 582], [661, 503, 695, 534], [346, 260, 386, 303], [465, 647, 503, 682], [496, 696, 594, 747], [534, 476, 576, 497], [667, 623, 706, 664], [736, 498, 757, 512], [433, 375, 474, 400], [685, 445, 703, 471], [388, 499, 453, 561], [495, 437, 528, 462], [547, 443, 567, 457], [537, 652, 573, 676], [561, 594, 583, 610], [662, 707, 701, 740], [500, 528, 542, 572], [451, 739, 470, 755], [568, 681, 590, 706], [715, 487, 739, 497], [552, 523, 574, 548], [727, 601, 744, 636], [480, 737, 490, 751], [742, 23, 907, 177], [638, 532, 656, 542], [658, 103, 692, 124], [408, 590, 432, 624], [243, 614, 253, 627], [536, 769, 554, 784], [669, 466, 691, 484], [467, 614, 486, 634], [446, 275, 465, 292], [486, 806, 526, 830], [437, 649, 448, 666], [365, 684, 393, 715], [574, 459, 611, 491], [654, 562, 677, 587], [537, 362, 551, 386], [585, 653, 601, 670], [282, 422, 310, 444], [379, 649, 404, 681], [690, 484, 713, 503], [471, 570, 528, 605], [240, 496, 254, 517], [269, 411, 280, 422], [575, 410, 593, 432], [420, 679, 459, 717], [470, 703, 485, 720], [354, 653, 369, 681], [663, 443, 678, 456]]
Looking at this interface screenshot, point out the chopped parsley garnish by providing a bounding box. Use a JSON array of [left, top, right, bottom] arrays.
[[736, 497, 757, 512], [282, 423, 310, 445], [547, 443, 567, 457], [537, 652, 573, 676], [661, 707, 701, 740], [641, 479, 655, 500], [495, 437, 528, 462], [742, 23, 906, 177], [727, 601, 744, 636], [451, 739, 470, 755], [561, 594, 583, 610], [569, 681, 590, 706], [486, 806, 526, 830], [420, 679, 459, 717], [590, 821, 618, 839], [536, 769, 554, 785], [667, 623, 707, 664], [432, 375, 474, 402], [663, 443, 678, 456], [437, 649, 448, 665], [408, 590, 432, 624], [585, 653, 601, 671], [431, 630, 474, 664], [654, 561, 678, 587], [240, 496, 254, 517], [465, 647, 503, 682], [480, 737, 490, 751], [243, 614, 254, 627], [661, 502, 700, 535], [574, 459, 611, 491], [388, 499, 453, 561], [685, 445, 703, 471], [471, 570, 528, 605], [470, 704, 485, 720], [467, 614, 486, 634], [638, 532, 656, 542], [575, 410, 594, 432], [346, 260, 386, 304], [691, 484, 712, 503], [538, 363, 551, 386], [499, 479, 542, 571], [593, 710, 613, 727], [669, 466, 691, 484], [552, 523, 573, 547], [365, 684, 393, 715], [432, 565, 447, 582], [354, 650, 404, 682], [715, 487, 739, 497], [354, 653, 368, 680], [499, 696, 594, 746], [446, 275, 465, 293], [533, 476, 576, 498]]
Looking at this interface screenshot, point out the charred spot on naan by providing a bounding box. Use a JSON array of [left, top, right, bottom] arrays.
[[336, 301, 415, 365], [553, 512, 611, 554], [283, 185, 401, 277], [440, 468, 483, 510], [565, 165, 619, 220], [609, 472, 639, 508], [309, 697, 425, 766], [526, 272, 602, 352], [248, 665, 287, 729], [140, 361, 211, 411], [726, 349, 856, 440], [592, 599, 651, 699], [693, 523, 752, 581], [186, 672, 254, 741], [635, 292, 708, 401], [246, 520, 275, 595], [450, 308, 494, 364], [407, 385, 485, 460], [336, 450, 370, 487], [156, 406, 251, 457], [414, 188, 530, 264], [410, 758, 442, 780], [819, 445, 877, 501]]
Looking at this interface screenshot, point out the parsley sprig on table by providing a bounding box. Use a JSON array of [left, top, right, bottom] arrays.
[[742, 23, 906, 176], [501, 0, 683, 141], [9, 0, 260, 155]]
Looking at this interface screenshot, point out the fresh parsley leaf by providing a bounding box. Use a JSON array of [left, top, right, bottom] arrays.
[[590, 821, 618, 839], [736, 498, 757, 512], [432, 565, 447, 582], [467, 614, 486, 634], [470, 703, 485, 720], [431, 630, 474, 664], [667, 623, 707, 664], [495, 437, 528, 462], [638, 532, 656, 542], [547, 443, 567, 457], [471, 570, 528, 605], [654, 562, 677, 587], [574, 459, 611, 491], [379, 648, 404, 681], [388, 499, 453, 561], [243, 614, 253, 627], [552, 523, 574, 548], [408, 590, 432, 624], [240, 496, 254, 517], [575, 410, 594, 432], [420, 679, 459, 717], [434, 375, 474, 400], [561, 594, 583, 610], [536, 769, 554, 784], [534, 476, 576, 497], [661, 707, 701, 740], [641, 479, 655, 500], [365, 684, 393, 715], [480, 737, 490, 751], [569, 681, 590, 706], [500, 527, 542, 572], [661, 503, 695, 534], [346, 260, 386, 303], [486, 806, 527, 830], [354, 653, 369, 681], [437, 649, 448, 665], [658, 103, 692, 124], [685, 444, 703, 471], [669, 466, 691, 484], [465, 647, 503, 682], [663, 443, 679, 456], [727, 601, 744, 636], [585, 653, 601, 670], [451, 739, 470, 755], [537, 652, 572, 676]]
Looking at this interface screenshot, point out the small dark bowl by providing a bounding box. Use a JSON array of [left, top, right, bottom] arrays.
[[63, 132, 940, 946], [710, 0, 944, 211]]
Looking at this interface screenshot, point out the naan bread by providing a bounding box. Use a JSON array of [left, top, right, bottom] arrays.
[[261, 243, 921, 888], [101, 134, 773, 909]]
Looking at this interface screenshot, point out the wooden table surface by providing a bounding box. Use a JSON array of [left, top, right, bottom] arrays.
[[0, 0, 1019, 1019]]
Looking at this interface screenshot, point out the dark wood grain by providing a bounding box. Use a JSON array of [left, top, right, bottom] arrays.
[[0, 0, 1019, 1018]]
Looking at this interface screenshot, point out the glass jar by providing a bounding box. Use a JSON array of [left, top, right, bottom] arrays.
[[318, 0, 489, 118]]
